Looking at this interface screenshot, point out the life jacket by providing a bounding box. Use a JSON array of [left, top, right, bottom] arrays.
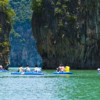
[[65, 66, 70, 72], [19, 67, 23, 72], [61, 66, 65, 71]]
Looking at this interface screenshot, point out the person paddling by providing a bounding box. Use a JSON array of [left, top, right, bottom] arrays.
[[57, 64, 61, 72], [18, 65, 24, 72], [0, 65, 3, 70], [57, 64, 65, 72], [25, 65, 31, 72], [97, 68, 100, 72], [5, 63, 9, 70], [34, 65, 41, 72], [61, 64, 65, 72]]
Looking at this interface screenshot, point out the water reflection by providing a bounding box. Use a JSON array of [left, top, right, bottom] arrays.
[[0, 75, 72, 78]]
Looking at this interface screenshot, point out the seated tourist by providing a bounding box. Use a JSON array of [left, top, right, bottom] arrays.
[[34, 65, 41, 72], [61, 66, 65, 72], [0, 65, 3, 70], [60, 64, 65, 72], [57, 65, 61, 72], [25, 65, 31, 72], [97, 68, 100, 72], [4, 63, 9, 70], [18, 65, 24, 72]]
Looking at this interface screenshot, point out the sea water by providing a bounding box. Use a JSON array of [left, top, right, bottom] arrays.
[[0, 68, 100, 100]]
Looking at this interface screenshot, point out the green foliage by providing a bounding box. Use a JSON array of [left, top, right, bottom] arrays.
[[0, 27, 1, 33], [56, 1, 61, 6], [54, 7, 63, 15], [10, 0, 32, 23], [2, 42, 10, 47], [0, 0, 15, 23], [67, 15, 77, 24], [62, 4, 67, 10], [14, 33, 21, 38], [6, 8, 16, 23], [31, 0, 43, 15], [0, 0, 9, 7], [20, 39, 26, 43], [10, 29, 21, 38], [64, 0, 69, 2], [0, 42, 10, 47], [58, 19, 63, 28], [51, 1, 54, 6]]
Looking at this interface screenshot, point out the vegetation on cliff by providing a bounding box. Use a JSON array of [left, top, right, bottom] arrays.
[[0, 0, 15, 23], [9, 0, 42, 67], [0, 0, 15, 67], [10, 0, 32, 23]]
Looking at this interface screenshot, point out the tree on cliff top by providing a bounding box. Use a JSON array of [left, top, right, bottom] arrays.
[[0, 0, 15, 23], [31, 0, 43, 15]]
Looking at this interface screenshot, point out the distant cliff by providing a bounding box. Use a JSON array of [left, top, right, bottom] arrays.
[[32, 0, 100, 69], [9, 0, 42, 67], [0, 0, 15, 67]]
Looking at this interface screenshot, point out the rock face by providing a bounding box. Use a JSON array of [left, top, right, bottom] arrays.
[[0, 1, 14, 67], [78, 0, 100, 69], [0, 12, 11, 67], [32, 0, 78, 69], [32, 0, 100, 69], [9, 0, 42, 67]]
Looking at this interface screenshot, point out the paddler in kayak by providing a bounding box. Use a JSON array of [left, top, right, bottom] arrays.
[[34, 65, 41, 72], [18, 65, 24, 72], [57, 64, 65, 72], [0, 65, 3, 70], [97, 68, 100, 72], [4, 62, 9, 70], [60, 64, 65, 72], [25, 65, 31, 72], [57, 64, 61, 72]]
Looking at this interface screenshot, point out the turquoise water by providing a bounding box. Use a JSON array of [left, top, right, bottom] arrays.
[[0, 68, 100, 100]]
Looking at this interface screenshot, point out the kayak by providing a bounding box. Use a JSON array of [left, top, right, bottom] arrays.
[[0, 69, 8, 72], [53, 72, 73, 74], [98, 71, 100, 74], [11, 72, 44, 75]]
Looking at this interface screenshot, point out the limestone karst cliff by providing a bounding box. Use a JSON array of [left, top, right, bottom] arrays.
[[32, 0, 100, 69]]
